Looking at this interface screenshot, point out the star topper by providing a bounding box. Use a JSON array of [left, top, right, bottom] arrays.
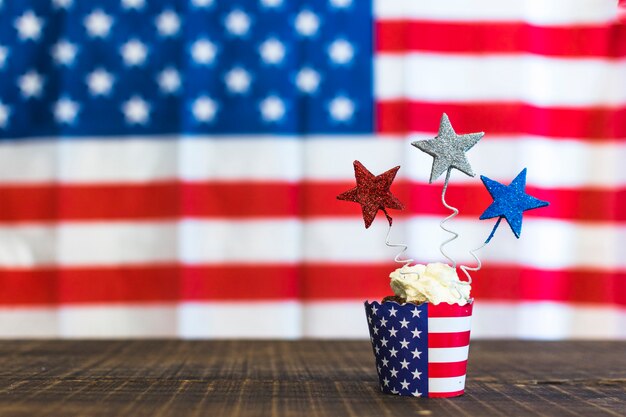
[[412, 113, 484, 183], [479, 168, 549, 243], [337, 160, 404, 229]]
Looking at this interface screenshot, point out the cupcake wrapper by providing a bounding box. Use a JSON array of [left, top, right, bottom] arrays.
[[364, 300, 473, 398]]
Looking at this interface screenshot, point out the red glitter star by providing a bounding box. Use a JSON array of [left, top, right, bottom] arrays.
[[337, 160, 404, 229]]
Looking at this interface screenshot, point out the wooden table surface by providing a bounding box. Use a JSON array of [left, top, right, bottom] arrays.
[[0, 340, 623, 417]]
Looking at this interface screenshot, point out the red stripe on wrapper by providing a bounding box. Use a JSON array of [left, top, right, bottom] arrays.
[[427, 302, 473, 317], [429, 390, 465, 398], [428, 331, 471, 348], [429, 361, 468, 378]]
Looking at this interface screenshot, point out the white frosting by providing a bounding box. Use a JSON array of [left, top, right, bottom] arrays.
[[389, 262, 471, 306]]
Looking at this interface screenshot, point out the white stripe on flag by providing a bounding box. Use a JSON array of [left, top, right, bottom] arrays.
[[428, 317, 473, 333], [376, 54, 626, 107], [178, 302, 302, 339], [1, 137, 625, 188], [428, 375, 467, 394], [374, 0, 618, 25], [58, 304, 178, 338], [0, 217, 623, 269], [0, 302, 624, 339], [472, 301, 626, 340], [0, 308, 58, 338], [303, 302, 370, 339], [428, 346, 470, 363]]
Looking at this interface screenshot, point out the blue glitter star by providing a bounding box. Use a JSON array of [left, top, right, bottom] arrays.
[[479, 168, 549, 243]]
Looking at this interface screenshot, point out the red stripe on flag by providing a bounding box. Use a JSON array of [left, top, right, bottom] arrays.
[[0, 264, 623, 305], [376, 101, 626, 140], [376, 20, 626, 57], [0, 182, 622, 222], [428, 303, 473, 318], [181, 265, 300, 301], [428, 361, 468, 378], [427, 332, 471, 348]]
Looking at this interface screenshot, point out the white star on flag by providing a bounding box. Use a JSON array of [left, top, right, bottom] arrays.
[[84, 10, 113, 38], [15, 11, 43, 41], [259, 38, 285, 64], [122, 96, 150, 124]]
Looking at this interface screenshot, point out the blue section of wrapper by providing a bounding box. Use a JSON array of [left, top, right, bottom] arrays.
[[364, 301, 429, 397]]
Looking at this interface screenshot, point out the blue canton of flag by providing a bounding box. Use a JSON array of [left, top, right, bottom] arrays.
[[0, 0, 372, 138]]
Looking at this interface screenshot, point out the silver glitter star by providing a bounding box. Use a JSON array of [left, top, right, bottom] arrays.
[[411, 113, 484, 183]]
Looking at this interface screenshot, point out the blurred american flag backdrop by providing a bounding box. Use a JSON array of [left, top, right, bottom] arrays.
[[0, 0, 624, 339]]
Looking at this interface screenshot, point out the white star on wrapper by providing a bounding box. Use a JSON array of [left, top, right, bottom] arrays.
[[224, 67, 251, 94], [379, 317, 387, 327], [399, 339, 410, 349], [400, 379, 410, 390], [0, 46, 7, 68], [84, 10, 113, 38], [329, 96, 354, 122], [330, 0, 352, 8], [380, 337, 388, 347], [399, 318, 410, 328], [191, 0, 213, 8], [260, 0, 282, 8], [122, 96, 150, 124], [54, 98, 80, 124], [157, 67, 181, 94], [371, 305, 378, 315], [328, 39, 354, 64], [400, 359, 410, 370], [51, 40, 77, 66], [372, 326, 379, 335], [225, 9, 251, 36], [0, 103, 11, 128], [388, 347, 398, 358], [381, 357, 389, 367], [259, 38, 285, 64], [389, 368, 398, 378], [86, 69, 114, 96], [191, 39, 217, 65], [18, 70, 44, 98], [388, 306, 397, 317], [295, 10, 319, 36], [411, 328, 422, 339], [412, 389, 422, 397], [193, 96, 218, 123], [15, 11, 43, 41], [388, 327, 397, 337], [53, 0, 73, 9], [122, 0, 145, 10], [295, 67, 320, 94], [259, 95, 285, 122], [374, 346, 380, 354], [121, 39, 148, 66], [382, 377, 389, 387], [411, 348, 422, 359], [411, 308, 421, 318], [411, 369, 422, 380], [155, 10, 180, 37]]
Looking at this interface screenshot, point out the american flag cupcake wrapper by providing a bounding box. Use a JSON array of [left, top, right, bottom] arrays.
[[364, 300, 473, 397]]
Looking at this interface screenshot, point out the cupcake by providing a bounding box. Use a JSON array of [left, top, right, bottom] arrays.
[[365, 263, 473, 397], [337, 114, 548, 398]]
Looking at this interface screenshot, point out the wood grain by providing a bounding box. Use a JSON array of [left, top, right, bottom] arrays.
[[0, 340, 623, 417]]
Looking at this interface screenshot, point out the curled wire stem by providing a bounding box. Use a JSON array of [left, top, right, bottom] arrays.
[[385, 224, 413, 268], [439, 169, 459, 268], [458, 242, 486, 285]]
